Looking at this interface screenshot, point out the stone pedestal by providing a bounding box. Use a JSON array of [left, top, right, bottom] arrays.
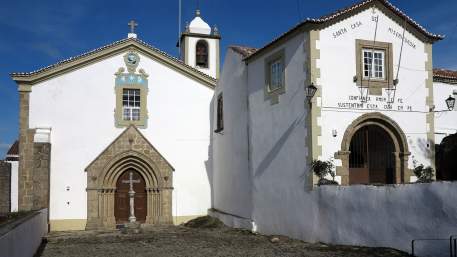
[[120, 222, 142, 234]]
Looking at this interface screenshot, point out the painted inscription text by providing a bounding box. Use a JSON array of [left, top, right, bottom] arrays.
[[388, 27, 416, 49], [337, 95, 412, 111], [333, 21, 363, 39]]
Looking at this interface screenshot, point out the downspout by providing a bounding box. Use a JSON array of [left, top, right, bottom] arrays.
[[245, 60, 256, 232]]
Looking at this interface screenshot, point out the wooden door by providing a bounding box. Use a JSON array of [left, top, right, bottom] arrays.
[[349, 125, 395, 184], [114, 170, 147, 224]]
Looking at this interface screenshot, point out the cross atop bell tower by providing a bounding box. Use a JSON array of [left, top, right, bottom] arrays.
[[128, 20, 138, 39]]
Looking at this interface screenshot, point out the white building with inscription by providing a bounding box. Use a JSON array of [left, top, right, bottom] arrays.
[[209, 0, 457, 255], [10, 11, 219, 231]]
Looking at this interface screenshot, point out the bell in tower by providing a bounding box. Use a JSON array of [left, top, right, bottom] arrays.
[[180, 9, 220, 79]]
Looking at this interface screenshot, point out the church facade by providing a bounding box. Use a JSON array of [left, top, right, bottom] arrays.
[[10, 12, 219, 231], [209, 0, 457, 254]]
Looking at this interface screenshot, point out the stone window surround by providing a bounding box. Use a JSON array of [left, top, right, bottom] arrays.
[[355, 39, 393, 96], [115, 84, 148, 128], [264, 48, 286, 105]]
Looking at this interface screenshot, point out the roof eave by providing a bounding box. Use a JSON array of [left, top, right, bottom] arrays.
[[244, 0, 444, 62], [11, 38, 216, 89]]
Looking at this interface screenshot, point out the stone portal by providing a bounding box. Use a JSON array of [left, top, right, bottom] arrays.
[[85, 125, 174, 230], [336, 112, 411, 185]]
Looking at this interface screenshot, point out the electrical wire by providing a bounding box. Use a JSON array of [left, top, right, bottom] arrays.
[[388, 17, 407, 104], [361, 11, 379, 103]]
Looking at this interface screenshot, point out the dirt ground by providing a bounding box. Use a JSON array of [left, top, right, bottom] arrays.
[[37, 217, 409, 257]]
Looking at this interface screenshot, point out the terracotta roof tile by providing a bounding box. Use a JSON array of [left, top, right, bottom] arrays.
[[6, 141, 18, 156], [229, 45, 258, 58], [5, 140, 19, 161], [246, 0, 444, 61], [433, 68, 457, 84]]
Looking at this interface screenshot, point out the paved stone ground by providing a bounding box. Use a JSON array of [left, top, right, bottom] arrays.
[[37, 225, 409, 257]]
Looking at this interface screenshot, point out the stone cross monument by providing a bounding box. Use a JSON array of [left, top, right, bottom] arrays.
[[122, 171, 140, 223]]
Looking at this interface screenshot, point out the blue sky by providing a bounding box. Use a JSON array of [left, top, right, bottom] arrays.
[[1, 0, 456, 158]]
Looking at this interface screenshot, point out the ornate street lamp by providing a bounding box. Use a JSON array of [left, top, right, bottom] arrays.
[[446, 95, 455, 111], [306, 82, 318, 104]]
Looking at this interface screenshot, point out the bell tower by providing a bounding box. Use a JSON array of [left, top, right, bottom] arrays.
[[180, 9, 220, 79]]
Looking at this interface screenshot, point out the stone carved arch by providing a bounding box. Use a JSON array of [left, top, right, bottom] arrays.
[[85, 126, 174, 230], [99, 151, 163, 189], [335, 112, 411, 185]]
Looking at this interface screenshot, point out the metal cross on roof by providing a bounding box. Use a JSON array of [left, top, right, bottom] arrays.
[[128, 20, 138, 34]]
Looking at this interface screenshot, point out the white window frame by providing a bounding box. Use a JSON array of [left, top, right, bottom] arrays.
[[122, 89, 141, 121], [269, 59, 284, 91], [264, 48, 286, 105], [362, 48, 385, 80]]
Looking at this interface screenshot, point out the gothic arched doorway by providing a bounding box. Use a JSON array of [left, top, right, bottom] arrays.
[[336, 113, 411, 185], [85, 126, 174, 230], [114, 169, 147, 224], [349, 125, 395, 184]]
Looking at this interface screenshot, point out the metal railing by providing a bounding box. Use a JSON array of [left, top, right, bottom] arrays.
[[411, 236, 457, 257], [449, 235, 457, 257]]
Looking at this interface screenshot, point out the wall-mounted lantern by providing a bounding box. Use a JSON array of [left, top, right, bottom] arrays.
[[446, 95, 455, 111], [306, 82, 318, 104]]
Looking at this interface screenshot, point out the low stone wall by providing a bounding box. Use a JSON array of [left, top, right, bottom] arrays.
[[0, 209, 48, 257], [0, 162, 11, 214], [208, 208, 253, 230]]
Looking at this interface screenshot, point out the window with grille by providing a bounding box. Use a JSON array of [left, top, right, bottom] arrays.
[[122, 89, 141, 121], [362, 49, 385, 80], [215, 93, 224, 133], [269, 59, 284, 91], [264, 49, 286, 104]]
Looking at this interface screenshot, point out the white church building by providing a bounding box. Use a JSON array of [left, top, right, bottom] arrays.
[[5, 0, 457, 254], [208, 0, 457, 255], [10, 11, 219, 231]]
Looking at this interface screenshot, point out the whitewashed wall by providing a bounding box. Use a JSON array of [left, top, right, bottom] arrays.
[[0, 209, 48, 257], [209, 49, 252, 219], [185, 37, 219, 78], [315, 182, 457, 257], [28, 51, 213, 223], [433, 82, 457, 143], [318, 7, 432, 171], [6, 161, 18, 212], [245, 33, 321, 240]]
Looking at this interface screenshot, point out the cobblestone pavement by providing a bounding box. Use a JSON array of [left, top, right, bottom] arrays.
[[37, 225, 409, 257]]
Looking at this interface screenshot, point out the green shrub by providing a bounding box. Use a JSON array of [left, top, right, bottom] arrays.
[[311, 159, 338, 185], [413, 161, 434, 183]]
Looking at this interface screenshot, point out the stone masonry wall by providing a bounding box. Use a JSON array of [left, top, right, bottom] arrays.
[[32, 143, 51, 210], [17, 89, 51, 211], [18, 90, 35, 211], [0, 161, 11, 214]]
